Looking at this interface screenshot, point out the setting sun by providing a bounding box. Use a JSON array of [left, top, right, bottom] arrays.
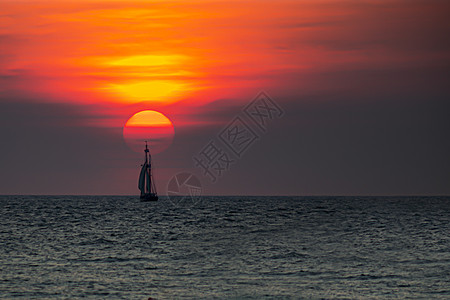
[[123, 110, 175, 154]]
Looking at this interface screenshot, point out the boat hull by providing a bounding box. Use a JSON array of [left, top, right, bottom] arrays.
[[140, 193, 158, 202]]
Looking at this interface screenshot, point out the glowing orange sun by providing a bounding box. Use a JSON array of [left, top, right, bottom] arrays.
[[123, 110, 175, 154]]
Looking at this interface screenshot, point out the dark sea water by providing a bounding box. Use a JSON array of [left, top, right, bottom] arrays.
[[0, 196, 449, 299]]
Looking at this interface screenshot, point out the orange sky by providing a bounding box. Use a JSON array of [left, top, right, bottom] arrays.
[[1, 1, 289, 109], [2, 0, 447, 129]]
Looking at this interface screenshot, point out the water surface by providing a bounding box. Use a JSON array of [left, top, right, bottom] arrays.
[[1, 196, 449, 299]]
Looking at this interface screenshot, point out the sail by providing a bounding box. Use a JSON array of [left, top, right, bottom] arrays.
[[138, 163, 147, 193], [146, 167, 151, 194]]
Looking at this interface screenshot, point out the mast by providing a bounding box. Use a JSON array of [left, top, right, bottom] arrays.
[[144, 140, 149, 164]]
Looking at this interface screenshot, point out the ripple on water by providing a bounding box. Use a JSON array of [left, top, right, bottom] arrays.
[[0, 195, 449, 298]]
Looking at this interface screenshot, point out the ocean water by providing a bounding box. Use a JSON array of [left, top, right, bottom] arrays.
[[0, 196, 449, 299]]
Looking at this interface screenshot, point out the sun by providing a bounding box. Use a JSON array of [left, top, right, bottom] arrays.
[[123, 110, 175, 154]]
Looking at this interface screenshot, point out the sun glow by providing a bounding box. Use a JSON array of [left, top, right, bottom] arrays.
[[106, 80, 195, 104], [106, 54, 187, 67], [94, 53, 201, 103], [1, 0, 383, 127], [1, 1, 290, 111]]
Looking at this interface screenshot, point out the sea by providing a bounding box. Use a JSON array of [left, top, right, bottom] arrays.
[[0, 196, 449, 299]]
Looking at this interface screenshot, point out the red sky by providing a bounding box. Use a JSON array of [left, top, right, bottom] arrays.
[[1, 0, 449, 195]]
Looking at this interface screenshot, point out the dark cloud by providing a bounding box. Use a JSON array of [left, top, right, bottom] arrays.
[[274, 1, 450, 53], [198, 93, 450, 195], [0, 99, 131, 194], [0, 84, 449, 195]]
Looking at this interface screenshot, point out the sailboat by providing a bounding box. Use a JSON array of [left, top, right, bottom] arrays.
[[138, 141, 158, 202]]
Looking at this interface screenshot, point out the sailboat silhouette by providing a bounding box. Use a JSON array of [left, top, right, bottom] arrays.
[[139, 141, 158, 202]]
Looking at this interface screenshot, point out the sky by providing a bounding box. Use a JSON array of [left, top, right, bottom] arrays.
[[0, 0, 449, 195]]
